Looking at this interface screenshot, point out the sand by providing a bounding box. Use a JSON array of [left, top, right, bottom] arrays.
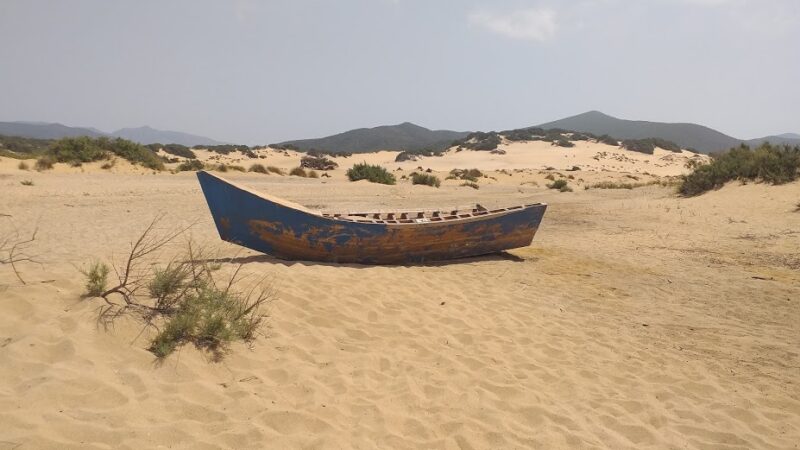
[[0, 147, 798, 449]]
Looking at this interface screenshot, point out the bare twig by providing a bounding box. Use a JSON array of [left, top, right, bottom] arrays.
[[0, 219, 38, 285], [100, 214, 194, 305]]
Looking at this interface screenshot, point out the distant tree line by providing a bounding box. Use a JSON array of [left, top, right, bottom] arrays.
[[679, 143, 800, 196]]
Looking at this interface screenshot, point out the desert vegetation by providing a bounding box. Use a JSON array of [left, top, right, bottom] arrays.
[[411, 173, 441, 187], [447, 168, 483, 182], [395, 148, 446, 162], [248, 163, 268, 174], [300, 155, 338, 170], [46, 136, 164, 170], [455, 132, 502, 151], [547, 179, 573, 192], [147, 143, 197, 159], [622, 138, 682, 155], [679, 143, 800, 196], [346, 163, 396, 185], [0, 218, 37, 284], [177, 160, 205, 172], [82, 217, 272, 360], [290, 167, 308, 177], [0, 134, 52, 155], [34, 155, 55, 171]]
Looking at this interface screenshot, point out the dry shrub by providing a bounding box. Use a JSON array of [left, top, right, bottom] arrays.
[[0, 218, 38, 284], [290, 167, 308, 177], [35, 156, 55, 171], [248, 164, 268, 174], [82, 216, 273, 360]]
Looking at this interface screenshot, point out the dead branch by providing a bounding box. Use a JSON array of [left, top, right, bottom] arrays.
[[100, 214, 194, 305], [0, 219, 38, 285]]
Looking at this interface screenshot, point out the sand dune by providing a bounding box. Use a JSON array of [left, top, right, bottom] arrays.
[[1, 155, 798, 448]]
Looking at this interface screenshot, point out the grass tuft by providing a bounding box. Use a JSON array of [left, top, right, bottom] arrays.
[[289, 167, 308, 177], [82, 261, 110, 297], [411, 173, 441, 187], [248, 163, 268, 174]]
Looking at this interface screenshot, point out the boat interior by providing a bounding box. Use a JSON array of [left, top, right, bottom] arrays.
[[320, 204, 538, 225]]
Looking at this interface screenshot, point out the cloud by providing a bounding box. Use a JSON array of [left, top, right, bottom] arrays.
[[469, 7, 558, 42]]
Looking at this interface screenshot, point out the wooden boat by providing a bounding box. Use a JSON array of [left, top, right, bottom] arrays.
[[196, 171, 547, 264]]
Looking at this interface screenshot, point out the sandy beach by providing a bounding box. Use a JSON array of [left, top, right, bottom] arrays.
[[1, 151, 799, 449]]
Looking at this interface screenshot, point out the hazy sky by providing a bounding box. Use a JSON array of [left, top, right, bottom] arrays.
[[1, 0, 798, 144]]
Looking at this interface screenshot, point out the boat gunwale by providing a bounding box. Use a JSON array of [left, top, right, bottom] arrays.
[[199, 170, 547, 227]]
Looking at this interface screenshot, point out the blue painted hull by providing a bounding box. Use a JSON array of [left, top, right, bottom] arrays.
[[196, 171, 546, 264]]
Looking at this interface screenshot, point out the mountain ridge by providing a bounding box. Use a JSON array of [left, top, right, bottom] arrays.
[[536, 111, 800, 153], [277, 122, 469, 153], [0, 121, 224, 146]]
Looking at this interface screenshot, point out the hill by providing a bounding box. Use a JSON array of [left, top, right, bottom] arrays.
[[0, 121, 104, 140], [536, 111, 800, 153], [536, 111, 740, 153], [0, 121, 223, 146], [111, 126, 225, 146], [277, 122, 469, 153]]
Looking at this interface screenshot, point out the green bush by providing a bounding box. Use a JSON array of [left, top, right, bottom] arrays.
[[18, 161, 29, 170], [597, 135, 619, 146], [300, 155, 338, 170], [622, 138, 681, 155], [150, 282, 266, 358], [0, 135, 53, 154], [308, 170, 319, 178], [177, 159, 205, 171], [82, 261, 110, 297], [267, 166, 284, 175], [346, 163, 396, 185], [679, 143, 800, 196], [411, 173, 441, 187], [447, 168, 483, 182], [460, 181, 479, 189], [47, 137, 164, 170], [149, 263, 192, 312], [589, 181, 637, 190], [20, 180, 34, 186], [454, 132, 502, 151], [162, 144, 197, 159]]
